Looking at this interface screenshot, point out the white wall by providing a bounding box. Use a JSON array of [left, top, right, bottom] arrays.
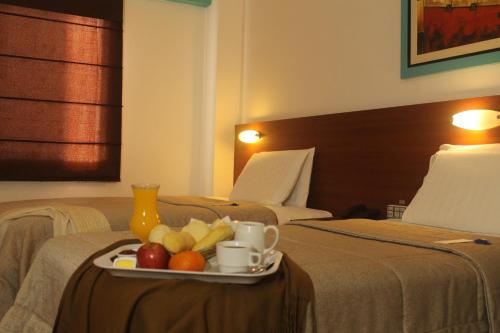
[[2, 0, 498, 201], [0, 0, 209, 202], [213, 0, 245, 196], [212, 0, 500, 195], [242, 0, 500, 122]]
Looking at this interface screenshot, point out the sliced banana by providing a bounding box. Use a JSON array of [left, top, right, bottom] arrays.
[[211, 218, 226, 230], [192, 225, 234, 252]]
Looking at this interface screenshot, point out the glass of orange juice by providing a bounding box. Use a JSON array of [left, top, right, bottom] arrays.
[[129, 183, 161, 242]]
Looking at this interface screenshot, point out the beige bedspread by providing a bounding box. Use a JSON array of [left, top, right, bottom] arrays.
[[0, 204, 110, 323], [2, 219, 499, 333], [0, 196, 277, 321], [283, 220, 500, 332], [155, 196, 278, 227]]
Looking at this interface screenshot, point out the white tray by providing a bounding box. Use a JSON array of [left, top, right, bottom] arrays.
[[93, 244, 282, 285]]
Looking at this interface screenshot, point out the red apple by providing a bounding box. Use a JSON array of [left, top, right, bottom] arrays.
[[136, 242, 170, 269]]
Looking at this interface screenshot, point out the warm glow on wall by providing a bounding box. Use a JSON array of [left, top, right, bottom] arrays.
[[452, 110, 500, 131], [238, 130, 262, 143]]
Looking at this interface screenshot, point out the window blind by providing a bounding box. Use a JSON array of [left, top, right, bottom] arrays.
[[0, 1, 122, 181]]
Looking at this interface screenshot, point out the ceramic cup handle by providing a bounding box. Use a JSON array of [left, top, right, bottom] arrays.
[[248, 252, 262, 267], [263, 225, 279, 255]]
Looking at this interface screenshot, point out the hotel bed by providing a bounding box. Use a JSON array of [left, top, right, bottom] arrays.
[[3, 218, 499, 332], [1, 95, 500, 332], [3, 141, 500, 332], [0, 147, 332, 321], [0, 201, 330, 314]]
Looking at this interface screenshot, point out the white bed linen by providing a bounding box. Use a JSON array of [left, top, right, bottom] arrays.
[[403, 151, 500, 235], [429, 143, 500, 168], [229, 149, 309, 206], [283, 148, 315, 207], [267, 205, 332, 225], [209, 196, 332, 224], [439, 143, 500, 152]]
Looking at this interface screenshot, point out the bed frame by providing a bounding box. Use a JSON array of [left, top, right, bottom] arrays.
[[234, 95, 500, 216]]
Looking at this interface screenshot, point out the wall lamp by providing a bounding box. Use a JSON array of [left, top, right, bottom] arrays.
[[452, 109, 500, 130], [238, 130, 262, 143]]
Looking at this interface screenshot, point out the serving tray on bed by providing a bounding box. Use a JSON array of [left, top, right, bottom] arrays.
[[93, 244, 282, 285]]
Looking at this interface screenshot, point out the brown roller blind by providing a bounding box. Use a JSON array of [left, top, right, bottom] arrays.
[[0, 0, 122, 21], [0, 1, 122, 181]]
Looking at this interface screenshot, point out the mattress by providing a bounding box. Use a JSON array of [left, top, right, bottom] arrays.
[[2, 219, 499, 333]]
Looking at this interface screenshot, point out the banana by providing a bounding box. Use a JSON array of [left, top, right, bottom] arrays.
[[192, 225, 234, 252], [210, 218, 226, 230]]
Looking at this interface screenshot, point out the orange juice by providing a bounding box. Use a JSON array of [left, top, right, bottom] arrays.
[[129, 184, 161, 242]]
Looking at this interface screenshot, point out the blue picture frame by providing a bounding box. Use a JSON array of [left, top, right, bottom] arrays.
[[168, 0, 211, 7], [401, 0, 500, 78]]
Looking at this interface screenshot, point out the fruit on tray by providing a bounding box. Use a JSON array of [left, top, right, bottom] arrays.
[[180, 231, 195, 249], [148, 224, 171, 244], [210, 218, 227, 230], [192, 224, 234, 252], [168, 251, 205, 271], [181, 218, 210, 242], [136, 242, 170, 269], [162, 231, 196, 254], [142, 217, 234, 270]]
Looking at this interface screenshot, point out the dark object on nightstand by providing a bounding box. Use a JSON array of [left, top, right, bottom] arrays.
[[474, 239, 491, 245], [336, 204, 382, 220]]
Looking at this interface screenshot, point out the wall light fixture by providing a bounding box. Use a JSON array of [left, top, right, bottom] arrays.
[[238, 130, 262, 143], [452, 109, 500, 130]]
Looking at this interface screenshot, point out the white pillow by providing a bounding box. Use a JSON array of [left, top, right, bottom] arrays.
[[403, 150, 500, 235], [229, 149, 309, 206], [429, 143, 500, 169], [439, 143, 500, 152], [284, 148, 315, 207]]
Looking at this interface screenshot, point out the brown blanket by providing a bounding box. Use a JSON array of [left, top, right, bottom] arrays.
[[0, 196, 277, 320], [54, 239, 314, 333]]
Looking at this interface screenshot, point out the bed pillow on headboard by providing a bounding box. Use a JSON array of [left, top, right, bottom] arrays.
[[428, 143, 500, 169], [439, 143, 500, 152], [403, 150, 500, 235], [229, 149, 309, 206], [283, 148, 315, 207]]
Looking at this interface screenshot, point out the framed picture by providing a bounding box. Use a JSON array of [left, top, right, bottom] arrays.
[[169, 0, 211, 7], [401, 0, 500, 78]]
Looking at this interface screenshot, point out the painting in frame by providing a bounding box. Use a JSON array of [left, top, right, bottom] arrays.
[[168, 0, 211, 7], [401, 0, 500, 78]]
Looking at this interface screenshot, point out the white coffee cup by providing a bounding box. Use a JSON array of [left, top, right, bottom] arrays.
[[216, 240, 262, 273], [235, 221, 279, 255]]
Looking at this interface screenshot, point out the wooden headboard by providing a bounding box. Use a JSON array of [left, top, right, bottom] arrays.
[[234, 95, 500, 216]]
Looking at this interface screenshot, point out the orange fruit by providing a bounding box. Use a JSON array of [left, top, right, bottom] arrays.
[[168, 251, 205, 272]]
